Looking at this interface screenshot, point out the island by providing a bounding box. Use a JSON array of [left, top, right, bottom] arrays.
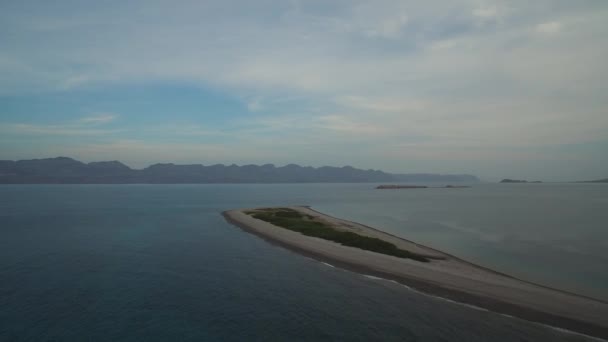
[[376, 185, 428, 189], [223, 206, 608, 339], [500, 179, 542, 183], [581, 178, 608, 183], [376, 185, 470, 189]]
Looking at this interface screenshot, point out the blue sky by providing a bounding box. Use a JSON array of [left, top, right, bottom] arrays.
[[1, 0, 607, 181]]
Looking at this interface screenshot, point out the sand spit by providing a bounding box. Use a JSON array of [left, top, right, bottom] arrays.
[[223, 206, 608, 339]]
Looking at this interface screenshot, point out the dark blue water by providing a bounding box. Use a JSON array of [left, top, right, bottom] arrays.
[[1, 184, 606, 341]]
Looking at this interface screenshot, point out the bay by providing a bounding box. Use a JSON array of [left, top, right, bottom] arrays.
[[1, 183, 606, 341]]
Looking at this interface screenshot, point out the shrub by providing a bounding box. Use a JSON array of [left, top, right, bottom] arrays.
[[248, 208, 429, 262]]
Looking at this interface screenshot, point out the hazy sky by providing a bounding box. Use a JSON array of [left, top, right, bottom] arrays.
[[1, 0, 607, 181]]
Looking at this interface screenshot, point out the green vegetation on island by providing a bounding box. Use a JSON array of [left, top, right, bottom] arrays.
[[246, 208, 431, 262]]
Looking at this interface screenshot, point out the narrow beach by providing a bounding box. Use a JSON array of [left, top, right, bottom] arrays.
[[223, 206, 608, 340]]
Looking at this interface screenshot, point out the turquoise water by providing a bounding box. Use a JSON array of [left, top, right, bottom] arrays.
[[0, 184, 606, 341]]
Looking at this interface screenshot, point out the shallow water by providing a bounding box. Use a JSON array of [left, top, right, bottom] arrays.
[[0, 183, 606, 341]]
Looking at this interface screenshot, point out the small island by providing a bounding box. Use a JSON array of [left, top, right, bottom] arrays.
[[500, 179, 542, 183], [377, 185, 427, 189], [377, 184, 470, 189], [224, 206, 608, 339], [581, 178, 608, 183]]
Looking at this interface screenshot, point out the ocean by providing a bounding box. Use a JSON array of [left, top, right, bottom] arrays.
[[1, 183, 606, 341]]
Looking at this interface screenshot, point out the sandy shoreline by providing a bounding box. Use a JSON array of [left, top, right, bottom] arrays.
[[223, 206, 608, 340]]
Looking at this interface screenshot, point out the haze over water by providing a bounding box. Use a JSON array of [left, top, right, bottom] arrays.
[[1, 183, 606, 341]]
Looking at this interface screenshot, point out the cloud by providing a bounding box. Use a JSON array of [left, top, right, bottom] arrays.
[[140, 124, 228, 137], [79, 114, 118, 124], [1, 1, 607, 179], [536, 21, 562, 34], [473, 6, 498, 19], [335, 95, 427, 113], [64, 139, 233, 164], [0, 123, 120, 136], [1, 1, 604, 100], [246, 97, 263, 112], [314, 114, 389, 135], [362, 13, 409, 38], [0, 114, 121, 136]]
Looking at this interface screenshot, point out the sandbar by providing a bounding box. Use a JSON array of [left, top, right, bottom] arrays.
[[223, 206, 608, 339]]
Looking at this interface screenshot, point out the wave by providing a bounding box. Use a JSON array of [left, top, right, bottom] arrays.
[[362, 274, 485, 311]]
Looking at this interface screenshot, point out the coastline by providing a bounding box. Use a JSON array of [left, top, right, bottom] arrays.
[[303, 206, 607, 302], [223, 206, 608, 340]]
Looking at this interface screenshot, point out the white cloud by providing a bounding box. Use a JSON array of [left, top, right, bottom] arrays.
[[60, 75, 93, 90], [1, 1, 602, 101], [80, 114, 118, 124], [141, 124, 227, 137], [0, 123, 120, 136], [536, 21, 562, 34], [246, 97, 264, 112], [364, 13, 409, 38], [65, 139, 233, 164], [314, 114, 389, 135], [335, 95, 427, 113], [1, 1, 607, 179], [0, 114, 121, 136], [473, 7, 498, 19]]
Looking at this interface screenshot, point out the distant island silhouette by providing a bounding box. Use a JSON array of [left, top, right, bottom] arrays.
[[500, 179, 542, 183], [582, 178, 608, 183], [376, 185, 470, 189], [0, 157, 480, 184]]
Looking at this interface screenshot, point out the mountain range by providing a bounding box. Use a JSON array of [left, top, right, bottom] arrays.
[[0, 157, 480, 184]]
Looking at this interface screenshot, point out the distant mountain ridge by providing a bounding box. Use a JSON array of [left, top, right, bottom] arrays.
[[0, 157, 480, 184]]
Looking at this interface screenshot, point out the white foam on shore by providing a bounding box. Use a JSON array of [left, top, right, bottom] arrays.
[[262, 231, 606, 340], [362, 273, 486, 311], [359, 271, 608, 341], [362, 274, 383, 280]]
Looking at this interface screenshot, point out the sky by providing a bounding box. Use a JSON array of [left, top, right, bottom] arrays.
[[1, 0, 607, 181]]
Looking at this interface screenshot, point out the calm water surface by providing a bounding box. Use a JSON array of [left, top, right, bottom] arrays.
[[1, 183, 606, 341]]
